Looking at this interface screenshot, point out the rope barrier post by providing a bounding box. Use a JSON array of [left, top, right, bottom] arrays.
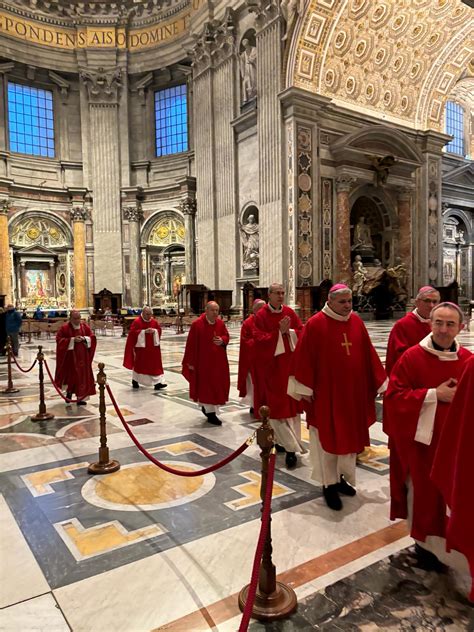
[[1, 337, 20, 395], [88, 363, 120, 475], [31, 345, 54, 421], [238, 405, 297, 622], [27, 320, 32, 344]]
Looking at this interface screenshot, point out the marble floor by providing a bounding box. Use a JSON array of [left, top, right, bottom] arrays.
[[0, 321, 473, 632]]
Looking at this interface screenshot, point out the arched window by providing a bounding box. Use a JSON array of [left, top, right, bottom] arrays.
[[444, 101, 465, 157]]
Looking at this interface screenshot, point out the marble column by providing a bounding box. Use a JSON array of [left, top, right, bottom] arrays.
[[179, 197, 197, 284], [70, 207, 88, 309], [397, 188, 413, 296], [335, 176, 355, 283], [80, 67, 123, 295], [191, 33, 217, 288], [250, 0, 285, 286], [123, 205, 143, 307], [0, 198, 12, 304]]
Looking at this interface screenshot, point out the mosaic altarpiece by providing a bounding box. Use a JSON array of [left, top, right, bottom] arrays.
[[9, 214, 73, 307], [142, 213, 186, 307]]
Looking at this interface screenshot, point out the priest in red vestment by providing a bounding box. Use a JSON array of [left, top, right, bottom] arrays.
[[237, 299, 265, 415], [253, 283, 305, 469], [384, 302, 470, 570], [182, 301, 230, 426], [385, 286, 440, 375], [288, 284, 386, 510], [55, 310, 96, 405], [123, 306, 167, 390], [431, 355, 474, 600]]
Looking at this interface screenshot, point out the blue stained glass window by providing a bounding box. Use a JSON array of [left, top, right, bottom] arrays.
[[154, 84, 188, 157], [445, 101, 464, 157], [7, 82, 55, 158]]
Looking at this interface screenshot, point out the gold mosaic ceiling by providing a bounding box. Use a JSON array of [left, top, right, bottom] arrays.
[[292, 0, 474, 130]]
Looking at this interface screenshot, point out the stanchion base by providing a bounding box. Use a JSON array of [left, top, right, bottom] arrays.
[[238, 581, 297, 621], [31, 412, 55, 421], [1, 388, 20, 394], [88, 460, 120, 475]]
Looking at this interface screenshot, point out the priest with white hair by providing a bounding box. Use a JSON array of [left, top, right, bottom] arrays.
[[289, 284, 387, 510]]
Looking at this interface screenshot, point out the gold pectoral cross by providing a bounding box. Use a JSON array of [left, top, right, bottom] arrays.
[[341, 333, 352, 356]]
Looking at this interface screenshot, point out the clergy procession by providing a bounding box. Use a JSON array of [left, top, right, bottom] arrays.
[[33, 280, 473, 604]]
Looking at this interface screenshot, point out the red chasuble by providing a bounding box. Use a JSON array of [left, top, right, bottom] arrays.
[[385, 311, 431, 375], [383, 343, 471, 543], [253, 304, 303, 420], [237, 315, 256, 397], [292, 311, 385, 454], [182, 314, 230, 405], [431, 355, 474, 601], [123, 316, 164, 376], [55, 322, 96, 399]]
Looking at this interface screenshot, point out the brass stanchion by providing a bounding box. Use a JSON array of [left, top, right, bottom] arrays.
[[1, 337, 20, 394], [31, 345, 54, 421], [238, 405, 297, 621], [88, 363, 120, 474], [176, 314, 184, 335]]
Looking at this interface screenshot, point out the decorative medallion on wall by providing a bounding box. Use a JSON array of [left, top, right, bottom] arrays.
[[296, 124, 313, 287], [287, 121, 295, 304], [427, 158, 440, 283], [148, 217, 185, 246], [10, 216, 70, 248], [321, 178, 334, 280]]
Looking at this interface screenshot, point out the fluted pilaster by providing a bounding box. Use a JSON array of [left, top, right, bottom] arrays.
[[123, 205, 143, 306], [179, 197, 197, 284], [70, 206, 89, 309], [0, 198, 12, 304]]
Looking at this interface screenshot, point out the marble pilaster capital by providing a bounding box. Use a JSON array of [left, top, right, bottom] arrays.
[[123, 205, 144, 223], [178, 197, 197, 216], [80, 66, 122, 104], [212, 9, 236, 65], [190, 25, 215, 77], [335, 175, 356, 193], [0, 198, 11, 215], [70, 206, 89, 222], [397, 188, 413, 203], [246, 0, 281, 31]]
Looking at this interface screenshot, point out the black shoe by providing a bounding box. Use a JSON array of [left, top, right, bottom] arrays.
[[275, 444, 286, 453], [337, 475, 356, 497], [249, 407, 254, 415], [323, 484, 343, 511], [154, 383, 167, 390], [201, 406, 209, 418], [206, 413, 222, 426], [285, 452, 297, 469], [77, 400, 87, 406], [132, 380, 139, 389], [66, 391, 72, 401], [414, 544, 448, 573]]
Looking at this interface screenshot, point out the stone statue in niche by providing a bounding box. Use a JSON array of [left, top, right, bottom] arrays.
[[352, 255, 367, 296], [240, 213, 259, 271], [281, 0, 305, 41], [240, 39, 257, 103], [352, 216, 374, 253]]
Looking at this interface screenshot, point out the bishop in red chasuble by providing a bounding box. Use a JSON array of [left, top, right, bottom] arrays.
[[182, 302, 230, 426], [432, 355, 474, 601], [253, 283, 304, 469], [289, 285, 386, 510], [55, 310, 97, 404], [123, 307, 166, 390], [384, 302, 471, 574]]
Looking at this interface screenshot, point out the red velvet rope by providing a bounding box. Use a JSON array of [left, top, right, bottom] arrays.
[[11, 354, 37, 373], [106, 383, 252, 477], [239, 452, 277, 632], [43, 359, 80, 403]]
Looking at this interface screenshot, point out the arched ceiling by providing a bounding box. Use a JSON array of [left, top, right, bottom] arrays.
[[291, 0, 474, 131]]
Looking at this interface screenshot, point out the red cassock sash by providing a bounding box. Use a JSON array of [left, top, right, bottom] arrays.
[[54, 322, 96, 399], [181, 314, 230, 405]]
